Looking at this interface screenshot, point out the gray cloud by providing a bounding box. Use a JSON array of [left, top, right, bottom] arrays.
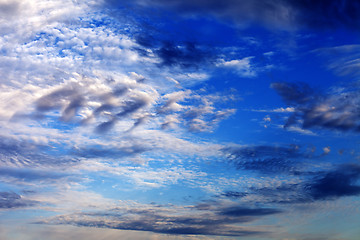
[[0, 167, 71, 182], [117, 98, 149, 118], [271, 82, 316, 106], [272, 82, 360, 132], [32, 78, 154, 134], [222, 145, 305, 174], [0, 191, 37, 209], [72, 145, 148, 159], [306, 163, 360, 200], [0, 136, 79, 168], [95, 96, 152, 133], [39, 204, 280, 237], [94, 118, 117, 134], [219, 206, 283, 217], [222, 163, 360, 204], [155, 41, 213, 68], [35, 85, 85, 122], [0, 1, 20, 19]]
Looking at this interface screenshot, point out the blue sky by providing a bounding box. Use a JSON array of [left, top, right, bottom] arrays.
[[1, 0, 360, 239]]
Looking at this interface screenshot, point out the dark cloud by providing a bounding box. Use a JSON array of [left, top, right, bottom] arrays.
[[219, 206, 283, 217], [93, 103, 116, 115], [223, 145, 301, 160], [221, 191, 248, 198], [103, 1, 225, 70], [241, 158, 295, 173], [34, 83, 150, 133], [54, 218, 264, 236], [105, 0, 360, 31], [40, 205, 281, 237], [222, 164, 360, 203], [272, 82, 360, 132], [72, 145, 148, 159], [36, 87, 78, 112], [0, 136, 78, 168], [94, 118, 117, 134], [0, 1, 20, 18], [126, 116, 150, 132], [306, 164, 360, 200], [0, 167, 71, 181], [116, 98, 148, 117], [35, 86, 85, 122], [251, 184, 312, 204], [113, 86, 130, 96], [61, 96, 85, 122], [222, 145, 302, 174], [95, 97, 150, 133], [155, 41, 212, 68], [0, 191, 37, 209], [135, 38, 216, 69], [291, 0, 360, 30], [271, 82, 316, 106]]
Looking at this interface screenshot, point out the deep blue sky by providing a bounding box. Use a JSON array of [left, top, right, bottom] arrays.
[[1, 0, 360, 239]]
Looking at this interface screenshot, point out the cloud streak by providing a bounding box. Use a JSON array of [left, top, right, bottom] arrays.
[[39, 203, 281, 237]]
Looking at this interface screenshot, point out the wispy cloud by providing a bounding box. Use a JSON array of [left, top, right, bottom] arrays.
[[250, 107, 296, 113], [314, 44, 360, 77], [38, 202, 280, 237]]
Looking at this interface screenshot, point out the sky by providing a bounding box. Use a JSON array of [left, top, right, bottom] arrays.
[[1, 0, 360, 239]]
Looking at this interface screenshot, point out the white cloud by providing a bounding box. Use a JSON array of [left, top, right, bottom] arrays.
[[285, 126, 317, 136], [251, 107, 296, 113], [322, 146, 331, 155], [217, 57, 256, 77]]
